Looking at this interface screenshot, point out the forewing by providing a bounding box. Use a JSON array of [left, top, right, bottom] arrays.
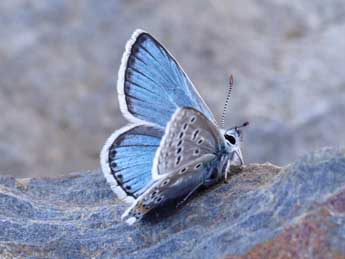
[[118, 29, 216, 127], [153, 107, 225, 179]]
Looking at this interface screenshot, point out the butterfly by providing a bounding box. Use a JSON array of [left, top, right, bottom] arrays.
[[100, 29, 248, 225]]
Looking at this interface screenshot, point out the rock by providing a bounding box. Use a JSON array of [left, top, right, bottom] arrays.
[[1, 147, 344, 259], [1, 1, 345, 177]]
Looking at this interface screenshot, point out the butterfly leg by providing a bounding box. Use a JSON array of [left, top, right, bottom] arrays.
[[176, 182, 203, 208], [203, 165, 222, 187], [224, 170, 229, 184], [223, 159, 232, 183], [224, 163, 231, 183]]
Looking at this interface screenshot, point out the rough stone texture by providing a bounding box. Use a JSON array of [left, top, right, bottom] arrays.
[[1, 1, 345, 177], [0, 148, 344, 259]]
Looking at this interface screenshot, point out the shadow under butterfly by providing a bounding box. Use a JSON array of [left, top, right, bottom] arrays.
[[100, 29, 249, 225]]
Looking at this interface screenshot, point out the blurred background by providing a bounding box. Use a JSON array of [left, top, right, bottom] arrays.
[[1, 0, 345, 177]]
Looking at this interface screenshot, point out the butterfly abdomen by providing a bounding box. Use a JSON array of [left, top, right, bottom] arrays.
[[202, 155, 228, 186]]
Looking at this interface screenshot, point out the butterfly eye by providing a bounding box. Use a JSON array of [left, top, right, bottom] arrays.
[[225, 134, 236, 145]]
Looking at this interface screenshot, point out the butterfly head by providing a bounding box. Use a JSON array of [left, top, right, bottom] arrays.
[[224, 121, 249, 166]]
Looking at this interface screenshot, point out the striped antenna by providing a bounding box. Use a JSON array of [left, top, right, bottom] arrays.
[[221, 75, 234, 128]]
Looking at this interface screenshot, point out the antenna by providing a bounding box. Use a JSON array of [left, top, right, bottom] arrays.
[[236, 121, 249, 129], [221, 75, 234, 128], [235, 121, 249, 142]]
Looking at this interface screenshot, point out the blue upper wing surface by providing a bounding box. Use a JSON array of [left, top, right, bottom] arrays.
[[100, 124, 164, 203], [117, 29, 216, 128]]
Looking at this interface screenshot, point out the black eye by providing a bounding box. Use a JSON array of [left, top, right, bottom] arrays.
[[225, 134, 236, 145]]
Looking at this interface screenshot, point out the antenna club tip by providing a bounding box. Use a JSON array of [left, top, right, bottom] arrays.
[[229, 74, 234, 85], [243, 121, 249, 127]]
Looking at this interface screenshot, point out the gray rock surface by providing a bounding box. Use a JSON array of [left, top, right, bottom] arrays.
[[1, 1, 345, 177], [1, 148, 344, 259]]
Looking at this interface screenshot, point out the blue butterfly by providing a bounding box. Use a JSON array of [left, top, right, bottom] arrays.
[[100, 29, 247, 225]]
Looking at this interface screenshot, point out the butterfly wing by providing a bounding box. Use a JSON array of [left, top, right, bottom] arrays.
[[153, 107, 226, 179], [100, 124, 164, 203], [121, 108, 229, 224], [118, 29, 216, 128], [122, 154, 218, 224]]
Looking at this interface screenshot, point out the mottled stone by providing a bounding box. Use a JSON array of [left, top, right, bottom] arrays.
[[1, 0, 345, 177], [0, 148, 344, 258]]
